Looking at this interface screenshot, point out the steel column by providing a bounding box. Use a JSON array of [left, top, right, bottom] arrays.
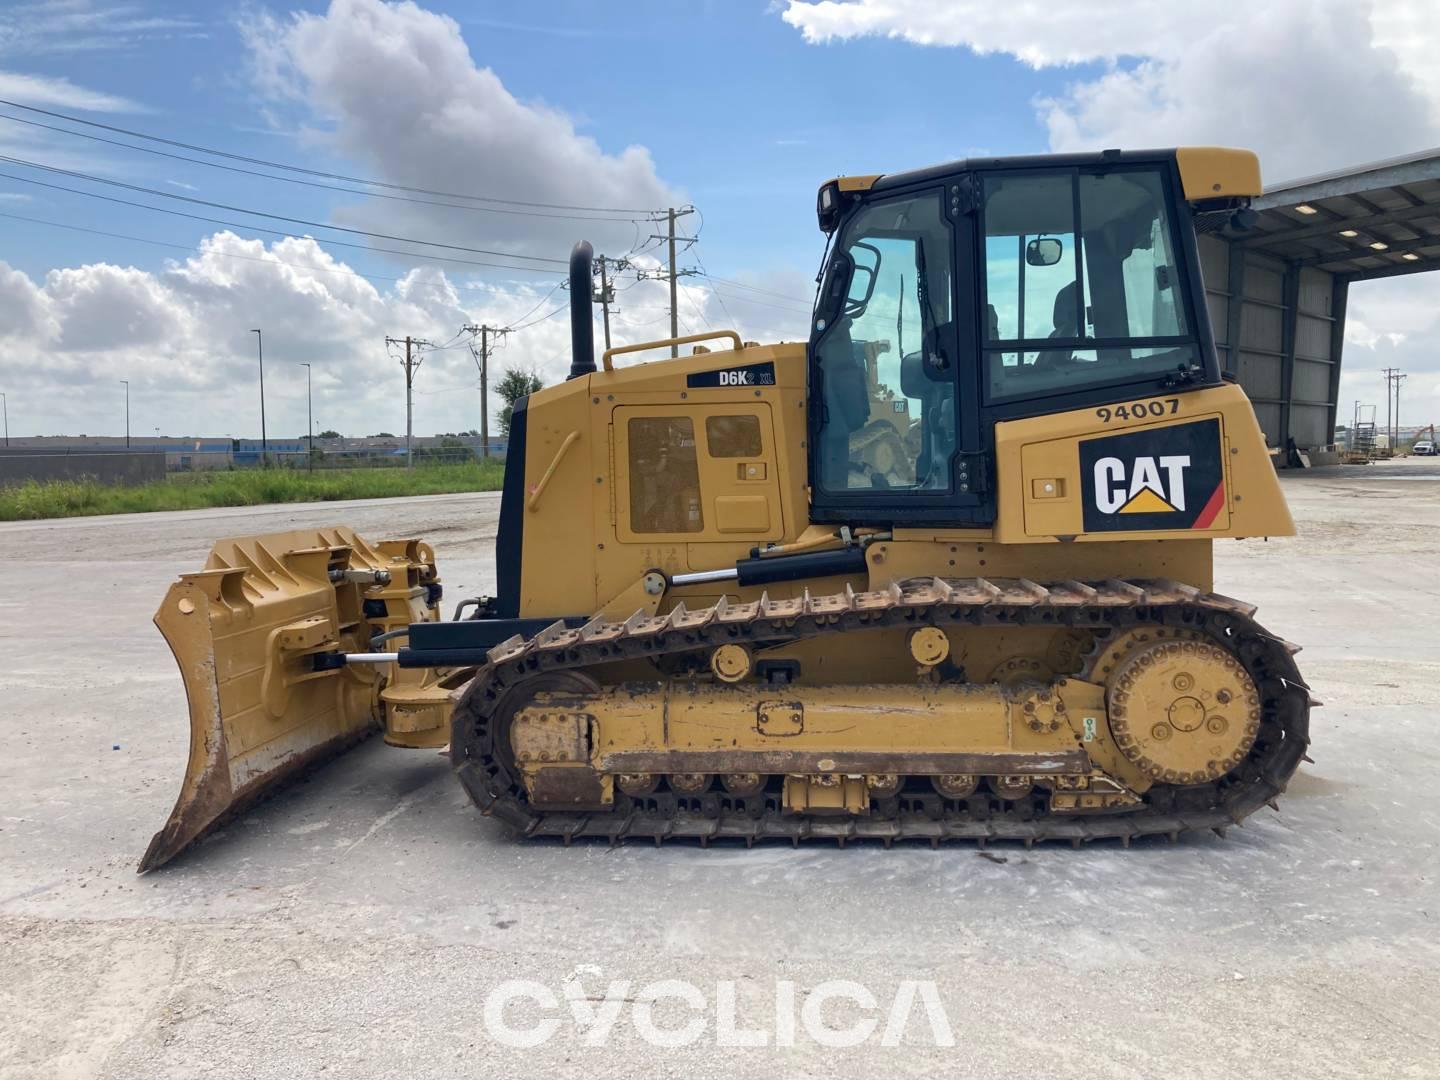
[[1278, 263, 1301, 450]]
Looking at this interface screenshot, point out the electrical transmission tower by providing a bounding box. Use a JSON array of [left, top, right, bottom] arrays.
[[386, 335, 432, 469], [462, 324, 511, 458]]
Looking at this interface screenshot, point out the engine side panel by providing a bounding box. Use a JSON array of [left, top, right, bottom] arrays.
[[512, 343, 810, 619]]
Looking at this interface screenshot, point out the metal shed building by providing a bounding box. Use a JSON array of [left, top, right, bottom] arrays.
[[1199, 149, 1440, 459]]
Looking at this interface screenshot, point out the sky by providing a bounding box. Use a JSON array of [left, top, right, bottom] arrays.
[[0, 0, 1437, 440]]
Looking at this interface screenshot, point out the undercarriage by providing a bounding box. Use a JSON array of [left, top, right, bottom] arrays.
[[452, 577, 1313, 847]]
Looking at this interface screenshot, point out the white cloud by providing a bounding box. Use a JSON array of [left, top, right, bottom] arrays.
[[780, 0, 1440, 182], [782, 1, 1215, 62], [0, 260, 53, 342], [240, 0, 684, 261], [0, 233, 808, 438], [0, 70, 142, 112]]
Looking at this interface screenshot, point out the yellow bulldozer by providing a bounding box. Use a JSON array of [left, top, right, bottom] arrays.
[[141, 147, 1313, 870]]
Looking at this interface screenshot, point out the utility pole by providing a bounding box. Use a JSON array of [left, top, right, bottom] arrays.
[[649, 207, 696, 357], [1, 392, 8, 447], [1383, 367, 1406, 450], [594, 255, 619, 351], [1394, 370, 1406, 449], [250, 329, 268, 467], [120, 380, 129, 448], [462, 324, 511, 459], [298, 363, 313, 473], [386, 335, 430, 468], [666, 208, 679, 354], [1383, 368, 1394, 448]]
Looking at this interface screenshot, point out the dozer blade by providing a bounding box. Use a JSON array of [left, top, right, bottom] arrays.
[[140, 527, 442, 872]]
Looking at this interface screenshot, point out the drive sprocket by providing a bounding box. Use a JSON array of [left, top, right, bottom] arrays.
[[1106, 637, 1261, 785]]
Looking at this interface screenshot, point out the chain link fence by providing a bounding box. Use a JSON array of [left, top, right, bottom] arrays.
[[192, 447, 492, 471]]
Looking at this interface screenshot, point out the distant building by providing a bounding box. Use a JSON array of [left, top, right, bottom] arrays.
[[314, 434, 508, 462], [2, 433, 508, 470], [233, 439, 307, 467], [0, 435, 234, 470]]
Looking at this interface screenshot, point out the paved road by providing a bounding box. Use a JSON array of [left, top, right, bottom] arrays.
[[1, 466, 1438, 1078]]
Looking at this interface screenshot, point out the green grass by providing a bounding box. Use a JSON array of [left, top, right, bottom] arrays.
[[0, 461, 506, 521]]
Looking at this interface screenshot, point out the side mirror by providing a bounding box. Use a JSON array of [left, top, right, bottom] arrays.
[[816, 251, 853, 327], [843, 241, 881, 318], [1026, 237, 1063, 266]]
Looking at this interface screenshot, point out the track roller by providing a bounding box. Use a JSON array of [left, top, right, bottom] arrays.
[[932, 774, 979, 799]]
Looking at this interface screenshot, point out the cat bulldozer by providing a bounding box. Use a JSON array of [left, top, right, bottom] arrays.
[[141, 147, 1313, 870]]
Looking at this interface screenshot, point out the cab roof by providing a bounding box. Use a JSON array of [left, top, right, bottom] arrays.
[[822, 147, 1261, 204]]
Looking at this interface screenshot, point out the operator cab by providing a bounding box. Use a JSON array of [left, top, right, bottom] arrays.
[[808, 148, 1254, 526]]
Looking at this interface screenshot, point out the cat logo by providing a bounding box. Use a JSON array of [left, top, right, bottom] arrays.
[[1093, 455, 1190, 514], [1079, 418, 1227, 532]]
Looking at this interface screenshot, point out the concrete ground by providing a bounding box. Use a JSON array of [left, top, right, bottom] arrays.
[[1, 461, 1438, 1079]]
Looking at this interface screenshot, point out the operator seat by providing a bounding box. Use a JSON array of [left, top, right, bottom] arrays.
[[1034, 282, 1080, 372]]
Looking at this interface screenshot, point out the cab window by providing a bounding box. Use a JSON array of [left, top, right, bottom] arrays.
[[982, 168, 1198, 401], [813, 190, 956, 493]]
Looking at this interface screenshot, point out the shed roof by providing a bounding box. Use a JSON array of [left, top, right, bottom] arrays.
[[1226, 149, 1440, 280]]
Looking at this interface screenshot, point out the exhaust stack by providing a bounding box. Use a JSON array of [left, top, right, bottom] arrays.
[[567, 240, 595, 380]]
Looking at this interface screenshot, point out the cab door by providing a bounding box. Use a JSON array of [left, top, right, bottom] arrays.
[[806, 182, 992, 527]]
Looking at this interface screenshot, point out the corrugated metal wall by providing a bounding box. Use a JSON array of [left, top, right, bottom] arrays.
[[1198, 234, 1341, 451]]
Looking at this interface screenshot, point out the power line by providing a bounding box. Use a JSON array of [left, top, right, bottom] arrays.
[[612, 312, 670, 329], [694, 271, 812, 305], [0, 110, 663, 224], [504, 279, 566, 327], [0, 153, 570, 263], [510, 303, 568, 330], [689, 243, 736, 330], [425, 327, 472, 352], [0, 208, 543, 298], [0, 97, 666, 215], [704, 286, 812, 315], [681, 282, 713, 333], [0, 169, 568, 276]]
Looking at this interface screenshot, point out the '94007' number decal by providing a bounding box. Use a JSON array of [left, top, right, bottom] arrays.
[[1096, 398, 1180, 423]]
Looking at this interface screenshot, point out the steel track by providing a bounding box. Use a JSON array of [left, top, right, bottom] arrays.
[[450, 577, 1314, 847]]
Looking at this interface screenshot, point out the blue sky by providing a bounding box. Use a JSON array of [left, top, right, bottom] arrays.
[[1, 0, 1437, 438], [0, 1, 1068, 284]]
